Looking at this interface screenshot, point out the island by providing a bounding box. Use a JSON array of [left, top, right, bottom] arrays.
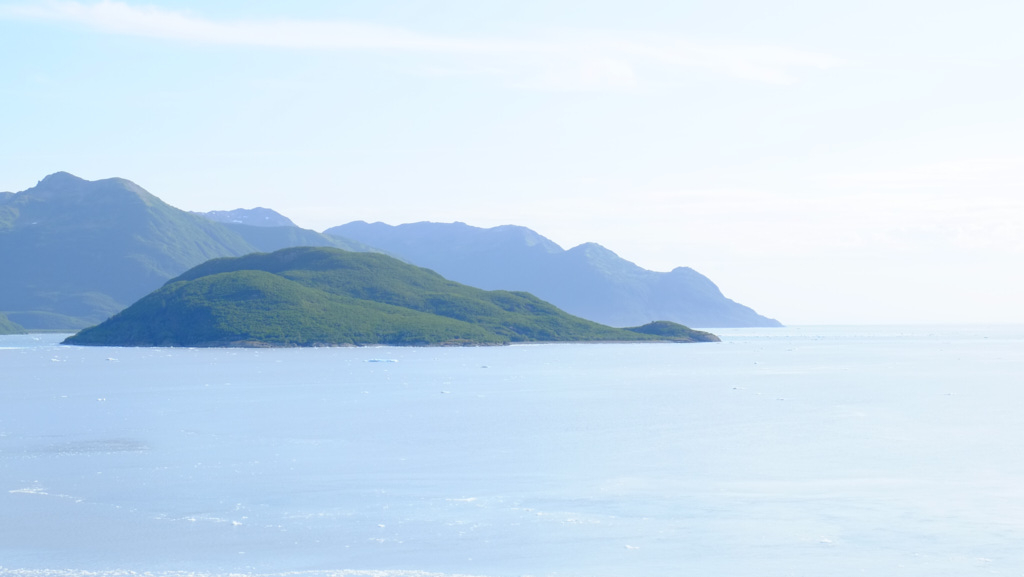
[[63, 247, 719, 347]]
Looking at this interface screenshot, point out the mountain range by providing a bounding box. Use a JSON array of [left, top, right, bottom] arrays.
[[1, 172, 780, 331], [324, 221, 780, 328], [0, 172, 366, 329]]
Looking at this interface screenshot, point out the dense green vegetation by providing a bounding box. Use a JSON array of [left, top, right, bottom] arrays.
[[0, 312, 26, 334], [625, 320, 718, 341], [65, 247, 720, 347]]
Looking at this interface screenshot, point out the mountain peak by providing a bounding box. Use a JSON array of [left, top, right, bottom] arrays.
[[567, 242, 621, 262], [38, 171, 87, 188], [12, 173, 163, 212], [198, 207, 297, 228]]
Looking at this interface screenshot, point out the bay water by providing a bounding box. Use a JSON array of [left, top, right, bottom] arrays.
[[2, 326, 1023, 576]]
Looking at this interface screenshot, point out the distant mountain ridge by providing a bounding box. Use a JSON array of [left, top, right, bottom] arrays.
[[1, 172, 780, 330], [197, 207, 296, 227], [0, 173, 368, 329], [324, 221, 781, 328]]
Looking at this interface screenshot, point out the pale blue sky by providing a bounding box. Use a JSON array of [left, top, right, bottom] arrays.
[[2, 1, 1022, 324]]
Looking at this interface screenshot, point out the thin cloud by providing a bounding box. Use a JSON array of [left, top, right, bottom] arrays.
[[596, 36, 843, 84], [823, 157, 1024, 190], [524, 184, 1024, 257], [2, 0, 486, 50], [3, 1, 844, 88]]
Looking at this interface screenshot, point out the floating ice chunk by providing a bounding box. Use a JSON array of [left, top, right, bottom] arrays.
[[10, 487, 47, 495]]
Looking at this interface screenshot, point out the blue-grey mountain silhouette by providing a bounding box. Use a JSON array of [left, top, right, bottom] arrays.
[[324, 221, 781, 328], [0, 173, 366, 329], [197, 207, 296, 227], [1, 172, 779, 330]]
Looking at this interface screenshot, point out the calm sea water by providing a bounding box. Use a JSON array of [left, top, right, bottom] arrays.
[[2, 326, 1024, 576]]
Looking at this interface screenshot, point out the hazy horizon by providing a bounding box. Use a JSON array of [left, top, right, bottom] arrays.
[[3, 1, 1022, 325]]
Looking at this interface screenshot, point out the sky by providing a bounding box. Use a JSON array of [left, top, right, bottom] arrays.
[[2, 0, 1023, 325]]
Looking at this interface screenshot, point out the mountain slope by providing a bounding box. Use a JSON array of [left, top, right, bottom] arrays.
[[0, 312, 26, 334], [195, 208, 378, 253], [0, 173, 258, 328], [65, 247, 719, 347], [324, 221, 781, 328], [216, 222, 373, 254], [0, 173, 369, 329]]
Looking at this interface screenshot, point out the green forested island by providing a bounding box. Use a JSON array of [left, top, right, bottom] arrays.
[[64, 247, 719, 347]]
